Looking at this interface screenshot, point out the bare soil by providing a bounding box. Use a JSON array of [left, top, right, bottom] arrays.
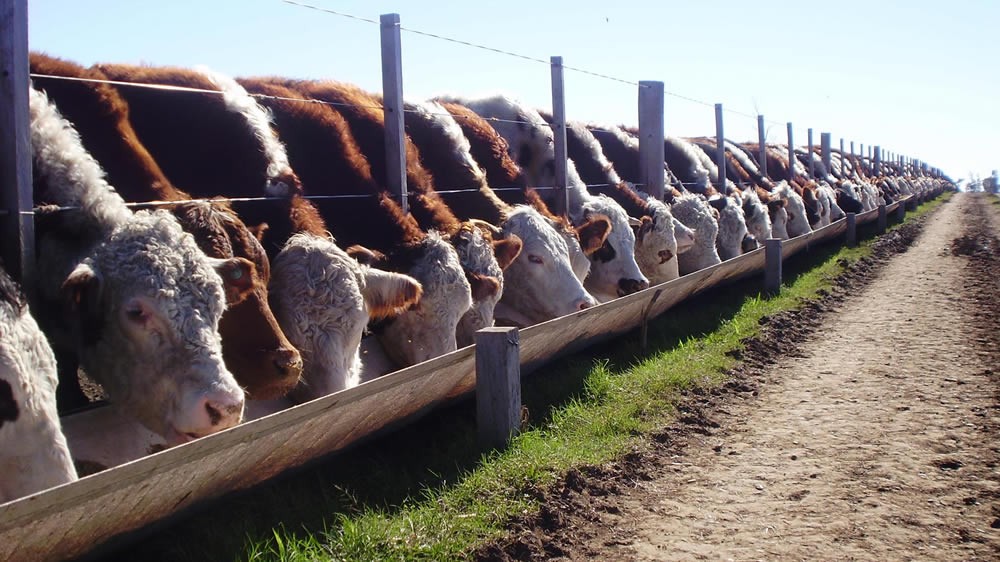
[[478, 193, 1000, 561]]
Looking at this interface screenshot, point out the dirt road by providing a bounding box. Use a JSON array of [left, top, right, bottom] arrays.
[[483, 193, 1000, 561]]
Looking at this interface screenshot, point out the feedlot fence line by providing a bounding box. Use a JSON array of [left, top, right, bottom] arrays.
[[0, 2, 944, 559]]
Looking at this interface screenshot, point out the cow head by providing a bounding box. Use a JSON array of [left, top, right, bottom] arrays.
[[710, 195, 750, 261], [172, 201, 303, 400], [60, 211, 245, 446], [448, 222, 516, 348], [378, 231, 472, 367], [671, 194, 722, 275], [576, 195, 649, 302], [767, 198, 790, 240], [740, 188, 773, 243], [495, 206, 598, 325], [268, 234, 421, 401], [630, 194, 682, 285], [0, 266, 77, 501]]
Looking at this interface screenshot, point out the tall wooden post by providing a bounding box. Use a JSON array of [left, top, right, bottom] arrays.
[[877, 204, 887, 233], [846, 213, 857, 247], [476, 327, 521, 449], [550, 56, 568, 218], [786, 123, 795, 182], [757, 114, 768, 178], [807, 128, 815, 177], [874, 145, 882, 177], [380, 13, 408, 215], [821, 133, 832, 177], [0, 0, 33, 285], [715, 103, 726, 190], [638, 81, 665, 200], [839, 138, 845, 176]]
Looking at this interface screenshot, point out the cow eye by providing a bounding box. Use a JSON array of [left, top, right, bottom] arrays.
[[528, 254, 543, 264]]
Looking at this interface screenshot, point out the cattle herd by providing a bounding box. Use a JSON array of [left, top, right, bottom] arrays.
[[0, 53, 949, 503]]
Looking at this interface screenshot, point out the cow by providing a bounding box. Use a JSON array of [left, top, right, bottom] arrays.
[[552, 118, 690, 284], [30, 86, 244, 445], [30, 54, 303, 401], [262, 80, 512, 347], [0, 264, 78, 502], [438, 95, 649, 302], [671, 193, 723, 274], [236, 79, 471, 369], [435, 101, 607, 324]]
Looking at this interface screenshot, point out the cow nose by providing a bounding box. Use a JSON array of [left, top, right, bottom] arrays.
[[742, 234, 759, 253], [270, 348, 303, 377], [201, 391, 244, 429], [618, 278, 649, 295], [575, 298, 593, 311]]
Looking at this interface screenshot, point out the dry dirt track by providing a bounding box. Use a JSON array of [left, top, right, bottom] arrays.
[[480, 192, 1000, 561]]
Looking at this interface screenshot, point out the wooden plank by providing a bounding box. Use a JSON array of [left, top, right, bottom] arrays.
[[638, 81, 665, 200], [380, 13, 408, 214], [550, 56, 568, 218], [476, 327, 521, 449], [0, 0, 34, 285]]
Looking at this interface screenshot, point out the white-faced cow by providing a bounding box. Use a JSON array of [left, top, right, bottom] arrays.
[[0, 265, 78, 502], [30, 87, 244, 445]]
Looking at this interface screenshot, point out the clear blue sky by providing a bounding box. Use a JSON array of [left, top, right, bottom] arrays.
[[28, 0, 1000, 181]]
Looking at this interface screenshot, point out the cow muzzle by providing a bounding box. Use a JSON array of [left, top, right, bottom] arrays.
[[618, 278, 650, 296], [742, 234, 759, 253]]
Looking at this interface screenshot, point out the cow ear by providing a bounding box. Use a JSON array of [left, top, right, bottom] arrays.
[[346, 245, 385, 266], [361, 268, 422, 320], [247, 222, 269, 243], [492, 236, 522, 270], [767, 199, 786, 212], [467, 272, 501, 300], [707, 196, 727, 212], [212, 257, 256, 306], [633, 216, 654, 242], [61, 263, 103, 343], [576, 215, 612, 256]]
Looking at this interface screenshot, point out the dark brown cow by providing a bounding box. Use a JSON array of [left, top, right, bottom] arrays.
[[30, 54, 302, 401]]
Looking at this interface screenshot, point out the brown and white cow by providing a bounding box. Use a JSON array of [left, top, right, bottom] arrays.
[[437, 95, 649, 302], [237, 79, 469, 370], [32, 55, 303, 400], [31, 86, 244, 445]]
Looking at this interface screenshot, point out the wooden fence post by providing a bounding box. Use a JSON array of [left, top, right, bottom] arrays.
[[846, 212, 857, 247], [550, 56, 568, 218], [807, 128, 814, 177], [786, 123, 795, 183], [476, 327, 521, 449], [764, 238, 782, 295], [0, 0, 33, 286], [821, 132, 832, 176], [757, 114, 768, 178], [896, 199, 906, 221], [877, 204, 887, 233], [715, 103, 726, 190], [638, 81, 664, 200], [380, 13, 408, 215]]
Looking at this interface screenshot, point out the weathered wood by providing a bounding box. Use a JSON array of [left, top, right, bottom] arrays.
[[896, 198, 907, 221], [380, 13, 407, 214], [757, 115, 767, 178], [821, 132, 832, 174], [475, 327, 521, 449], [715, 103, 726, 190], [807, 128, 815, 177], [764, 238, 782, 295], [786, 123, 795, 182], [638, 81, 665, 200], [846, 212, 857, 247], [0, 0, 33, 285], [877, 204, 887, 233], [550, 56, 568, 218]]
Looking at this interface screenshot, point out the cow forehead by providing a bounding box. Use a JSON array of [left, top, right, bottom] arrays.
[[97, 211, 226, 320], [412, 231, 470, 290], [504, 207, 569, 258], [585, 196, 635, 247], [452, 227, 502, 280]]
